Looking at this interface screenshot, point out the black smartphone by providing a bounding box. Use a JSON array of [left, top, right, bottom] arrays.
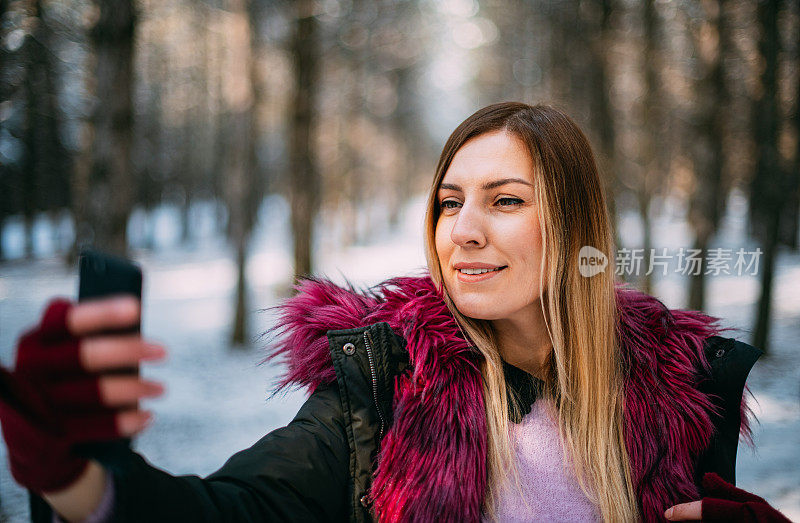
[[79, 249, 143, 329], [76, 250, 143, 454]]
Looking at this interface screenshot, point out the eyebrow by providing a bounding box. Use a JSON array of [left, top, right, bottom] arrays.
[[439, 177, 534, 192]]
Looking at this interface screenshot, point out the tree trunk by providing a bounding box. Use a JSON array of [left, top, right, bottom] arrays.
[[232, 228, 249, 345], [783, 22, 800, 250], [179, 118, 195, 245], [0, 0, 7, 261], [289, 0, 320, 281], [140, 43, 165, 252], [225, 0, 265, 346], [638, 0, 661, 294], [688, 233, 709, 311], [210, 4, 228, 237], [753, 211, 779, 351], [638, 189, 653, 295], [21, 0, 71, 260], [687, 0, 729, 310], [224, 103, 256, 346], [72, 0, 137, 259], [749, 0, 783, 353], [587, 0, 622, 252]]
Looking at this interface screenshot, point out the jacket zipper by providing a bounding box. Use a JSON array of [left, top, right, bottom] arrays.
[[363, 330, 386, 439]]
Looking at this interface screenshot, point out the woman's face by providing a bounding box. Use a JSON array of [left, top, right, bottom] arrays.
[[435, 130, 545, 322]]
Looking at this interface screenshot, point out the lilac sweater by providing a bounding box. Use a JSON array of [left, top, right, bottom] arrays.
[[483, 399, 602, 522]]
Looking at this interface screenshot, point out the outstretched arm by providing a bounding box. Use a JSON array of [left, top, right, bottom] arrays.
[[104, 382, 350, 522], [39, 381, 349, 523]]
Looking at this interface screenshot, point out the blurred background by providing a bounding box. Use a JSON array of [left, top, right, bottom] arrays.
[[0, 0, 798, 520]]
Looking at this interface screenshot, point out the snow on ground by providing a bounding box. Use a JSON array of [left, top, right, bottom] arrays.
[[0, 193, 798, 521]]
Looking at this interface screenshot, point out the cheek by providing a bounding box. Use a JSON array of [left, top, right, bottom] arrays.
[[521, 217, 546, 289], [434, 221, 451, 263], [526, 213, 544, 251], [505, 215, 546, 294], [506, 215, 542, 258]]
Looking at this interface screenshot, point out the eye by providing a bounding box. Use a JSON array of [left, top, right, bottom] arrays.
[[440, 199, 461, 210], [496, 197, 524, 207]]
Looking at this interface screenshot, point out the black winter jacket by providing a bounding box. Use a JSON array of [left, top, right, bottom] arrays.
[[31, 278, 761, 523], [31, 323, 760, 523]]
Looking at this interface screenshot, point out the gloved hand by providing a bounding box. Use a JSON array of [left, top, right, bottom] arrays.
[[0, 297, 164, 494], [701, 472, 792, 522], [664, 472, 792, 522]]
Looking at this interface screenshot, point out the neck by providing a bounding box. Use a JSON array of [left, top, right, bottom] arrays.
[[492, 300, 553, 379]]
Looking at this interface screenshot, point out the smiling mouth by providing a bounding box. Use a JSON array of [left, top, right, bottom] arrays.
[[455, 266, 508, 282], [457, 266, 507, 275]]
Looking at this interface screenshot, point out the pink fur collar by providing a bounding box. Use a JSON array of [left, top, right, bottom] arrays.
[[266, 275, 725, 522]]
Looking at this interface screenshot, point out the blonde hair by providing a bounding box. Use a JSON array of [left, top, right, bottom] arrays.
[[423, 103, 638, 522]]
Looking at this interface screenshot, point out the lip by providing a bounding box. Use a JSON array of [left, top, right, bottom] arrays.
[[453, 263, 507, 283], [453, 262, 505, 270]]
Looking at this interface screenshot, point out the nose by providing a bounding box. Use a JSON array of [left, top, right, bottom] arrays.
[[449, 202, 487, 248]]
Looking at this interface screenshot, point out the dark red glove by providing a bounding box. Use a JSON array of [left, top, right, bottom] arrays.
[[0, 299, 121, 494], [702, 472, 792, 522]]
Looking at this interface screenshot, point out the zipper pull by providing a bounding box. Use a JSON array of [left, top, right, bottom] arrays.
[[360, 490, 373, 508]]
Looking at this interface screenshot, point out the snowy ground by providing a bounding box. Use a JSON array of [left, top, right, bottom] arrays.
[[0, 194, 798, 521]]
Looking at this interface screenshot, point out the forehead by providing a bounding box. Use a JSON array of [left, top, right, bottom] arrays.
[[441, 130, 535, 186]]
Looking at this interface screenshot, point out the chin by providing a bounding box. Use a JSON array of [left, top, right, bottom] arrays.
[[450, 296, 507, 321]]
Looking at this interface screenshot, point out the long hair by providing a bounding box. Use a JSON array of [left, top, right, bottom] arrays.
[[423, 102, 638, 522]]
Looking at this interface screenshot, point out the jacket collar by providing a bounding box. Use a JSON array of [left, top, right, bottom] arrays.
[[267, 274, 723, 522]]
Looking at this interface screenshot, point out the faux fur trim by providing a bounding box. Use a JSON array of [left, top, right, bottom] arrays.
[[614, 285, 723, 521], [265, 276, 731, 522], [266, 276, 485, 522]]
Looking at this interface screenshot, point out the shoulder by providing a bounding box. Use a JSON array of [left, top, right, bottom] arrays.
[[694, 335, 762, 486], [700, 335, 762, 404]]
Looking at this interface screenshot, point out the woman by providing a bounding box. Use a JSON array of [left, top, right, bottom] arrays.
[[0, 102, 789, 522]]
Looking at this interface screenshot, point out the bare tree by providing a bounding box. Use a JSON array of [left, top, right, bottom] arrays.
[[685, 0, 730, 310], [583, 0, 622, 255], [780, 8, 800, 251], [12, 0, 70, 259], [0, 0, 9, 261], [132, 13, 166, 251], [789, 23, 800, 251], [289, 0, 320, 281], [631, 0, 671, 294], [72, 0, 138, 259], [220, 0, 263, 345], [749, 0, 786, 353]]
